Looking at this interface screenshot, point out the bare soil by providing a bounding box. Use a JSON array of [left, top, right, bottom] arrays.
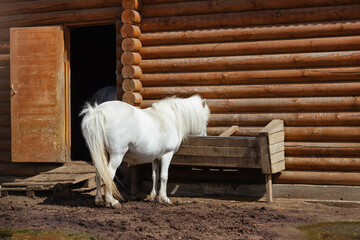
[[0, 191, 360, 240]]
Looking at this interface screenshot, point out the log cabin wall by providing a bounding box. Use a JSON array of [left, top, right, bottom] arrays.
[[122, 0, 360, 185], [0, 0, 123, 163]]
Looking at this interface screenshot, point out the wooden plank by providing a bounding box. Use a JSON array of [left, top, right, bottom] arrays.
[[258, 135, 271, 174], [10, 26, 67, 163], [172, 156, 261, 169], [260, 119, 284, 135], [183, 136, 257, 148], [270, 151, 285, 165], [176, 145, 257, 158], [268, 131, 285, 145], [271, 161, 286, 174], [269, 142, 284, 155], [219, 125, 238, 137]]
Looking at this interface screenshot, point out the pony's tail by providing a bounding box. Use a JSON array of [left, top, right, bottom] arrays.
[[80, 103, 123, 201]]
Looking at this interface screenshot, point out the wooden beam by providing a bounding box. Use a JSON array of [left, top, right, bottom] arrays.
[[286, 157, 360, 171], [140, 36, 360, 59], [285, 142, 360, 156], [121, 9, 141, 24], [171, 155, 261, 168], [140, 97, 360, 112], [139, 82, 360, 99], [121, 24, 141, 38], [122, 65, 142, 79], [140, 20, 360, 45], [219, 125, 238, 137], [140, 66, 360, 86], [209, 112, 360, 127], [140, 4, 360, 32], [140, 51, 360, 73], [122, 79, 142, 92], [141, 0, 360, 18], [121, 51, 142, 65]]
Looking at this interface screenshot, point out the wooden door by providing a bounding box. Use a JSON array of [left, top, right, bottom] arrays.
[[10, 26, 68, 163]]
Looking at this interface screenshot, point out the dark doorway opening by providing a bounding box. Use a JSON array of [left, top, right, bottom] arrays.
[[70, 25, 116, 161]]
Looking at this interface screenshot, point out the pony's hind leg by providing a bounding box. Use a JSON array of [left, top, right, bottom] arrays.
[[150, 160, 160, 202], [95, 172, 105, 206], [104, 152, 124, 208], [159, 152, 174, 204]]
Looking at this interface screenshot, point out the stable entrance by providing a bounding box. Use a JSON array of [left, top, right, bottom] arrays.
[[70, 25, 116, 161]]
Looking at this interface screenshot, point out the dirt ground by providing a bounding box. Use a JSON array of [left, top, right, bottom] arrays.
[[0, 191, 360, 240]]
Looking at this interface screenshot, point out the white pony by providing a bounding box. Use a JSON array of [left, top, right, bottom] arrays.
[[80, 95, 210, 207]]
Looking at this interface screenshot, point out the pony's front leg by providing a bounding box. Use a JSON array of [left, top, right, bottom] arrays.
[[95, 172, 105, 206], [159, 152, 174, 204], [105, 153, 124, 208], [150, 160, 160, 201]]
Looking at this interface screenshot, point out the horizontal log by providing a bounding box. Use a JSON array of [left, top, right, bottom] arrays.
[[141, 0, 360, 18], [0, 127, 10, 139], [140, 36, 360, 59], [209, 112, 360, 126], [140, 67, 360, 86], [207, 126, 360, 141], [141, 4, 360, 32], [0, 41, 9, 54], [0, 103, 10, 115], [122, 0, 142, 10], [0, 28, 9, 41], [0, 151, 10, 162], [276, 170, 360, 185], [121, 24, 141, 38], [286, 157, 360, 171], [0, 114, 10, 127], [122, 79, 142, 92], [0, 139, 10, 151], [122, 91, 143, 105], [0, 77, 9, 89], [141, 0, 190, 3], [140, 51, 360, 73], [121, 51, 142, 65], [140, 20, 360, 45], [0, 54, 9, 65], [121, 9, 141, 24], [140, 97, 360, 112], [285, 142, 360, 156], [0, 6, 122, 28], [122, 65, 142, 79], [140, 82, 360, 99], [122, 38, 142, 52], [0, 90, 10, 101], [0, 0, 121, 16]]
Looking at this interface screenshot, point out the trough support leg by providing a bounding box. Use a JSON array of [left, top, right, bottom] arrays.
[[265, 174, 273, 203], [131, 166, 138, 195]]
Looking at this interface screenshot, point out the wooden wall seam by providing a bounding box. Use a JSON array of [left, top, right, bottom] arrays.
[[121, 0, 143, 106]]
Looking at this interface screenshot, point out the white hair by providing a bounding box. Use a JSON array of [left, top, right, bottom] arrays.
[[151, 95, 210, 140]]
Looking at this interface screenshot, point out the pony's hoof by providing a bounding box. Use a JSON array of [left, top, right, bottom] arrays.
[[145, 195, 158, 202], [111, 202, 122, 209], [95, 199, 105, 207], [159, 197, 172, 205]]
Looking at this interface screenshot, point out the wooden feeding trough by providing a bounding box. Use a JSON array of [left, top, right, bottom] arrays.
[[172, 119, 285, 203]]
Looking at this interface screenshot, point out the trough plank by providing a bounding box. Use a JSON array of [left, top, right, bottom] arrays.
[[172, 156, 261, 168], [184, 136, 257, 147], [176, 145, 257, 158]]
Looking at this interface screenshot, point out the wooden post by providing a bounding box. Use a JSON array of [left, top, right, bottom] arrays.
[[265, 174, 273, 203]]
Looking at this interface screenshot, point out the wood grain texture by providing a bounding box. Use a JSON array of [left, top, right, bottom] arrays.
[[10, 26, 67, 163]]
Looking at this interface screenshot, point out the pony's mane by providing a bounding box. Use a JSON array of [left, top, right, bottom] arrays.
[[151, 95, 210, 139]]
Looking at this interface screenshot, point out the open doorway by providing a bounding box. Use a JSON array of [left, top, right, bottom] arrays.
[[70, 24, 116, 161]]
